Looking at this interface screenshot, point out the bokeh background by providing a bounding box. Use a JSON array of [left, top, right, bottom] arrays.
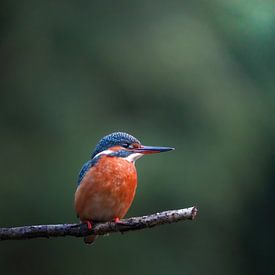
[[0, 1, 274, 275]]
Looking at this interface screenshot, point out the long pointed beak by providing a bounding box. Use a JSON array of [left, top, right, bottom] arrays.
[[132, 145, 175, 154]]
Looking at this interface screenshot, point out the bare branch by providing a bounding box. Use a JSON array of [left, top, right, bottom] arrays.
[[0, 207, 197, 241]]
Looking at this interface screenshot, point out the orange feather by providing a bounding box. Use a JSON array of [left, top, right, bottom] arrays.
[[74, 155, 137, 222]]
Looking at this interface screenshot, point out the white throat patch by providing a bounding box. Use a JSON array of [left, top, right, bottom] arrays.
[[124, 153, 143, 163]]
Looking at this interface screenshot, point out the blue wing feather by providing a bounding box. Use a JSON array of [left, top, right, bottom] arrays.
[[77, 156, 102, 186], [77, 160, 92, 186]]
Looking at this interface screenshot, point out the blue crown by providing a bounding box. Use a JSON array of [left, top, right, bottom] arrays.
[[91, 132, 141, 158]]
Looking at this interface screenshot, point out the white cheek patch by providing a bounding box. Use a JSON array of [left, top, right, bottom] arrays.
[[92, 149, 143, 163], [93, 149, 113, 159], [124, 153, 143, 163]]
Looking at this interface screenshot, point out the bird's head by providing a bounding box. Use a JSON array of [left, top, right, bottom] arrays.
[[91, 132, 174, 163]]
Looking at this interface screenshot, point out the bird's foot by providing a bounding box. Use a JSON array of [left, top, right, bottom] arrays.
[[84, 220, 93, 230], [114, 217, 127, 226]]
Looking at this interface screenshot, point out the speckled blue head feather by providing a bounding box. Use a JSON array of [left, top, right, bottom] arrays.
[[91, 132, 141, 158]]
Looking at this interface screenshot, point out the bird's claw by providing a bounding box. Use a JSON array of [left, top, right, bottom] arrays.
[[84, 220, 93, 230], [113, 217, 127, 226]]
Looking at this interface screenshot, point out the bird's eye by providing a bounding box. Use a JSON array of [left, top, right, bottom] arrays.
[[122, 143, 135, 149], [122, 143, 140, 149], [122, 143, 130, 148]]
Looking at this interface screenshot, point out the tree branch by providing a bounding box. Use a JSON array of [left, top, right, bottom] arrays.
[[0, 207, 197, 241]]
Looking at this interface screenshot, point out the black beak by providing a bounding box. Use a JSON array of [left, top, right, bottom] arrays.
[[132, 145, 175, 154]]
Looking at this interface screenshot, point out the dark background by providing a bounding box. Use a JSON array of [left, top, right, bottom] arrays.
[[0, 1, 274, 275]]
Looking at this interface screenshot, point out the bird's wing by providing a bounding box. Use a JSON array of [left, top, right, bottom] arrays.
[[77, 160, 92, 186], [77, 156, 102, 186]]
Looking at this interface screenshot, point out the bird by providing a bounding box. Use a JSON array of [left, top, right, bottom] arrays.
[[74, 131, 174, 244]]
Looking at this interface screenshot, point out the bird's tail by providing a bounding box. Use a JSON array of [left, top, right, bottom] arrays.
[[84, 235, 98, 245]]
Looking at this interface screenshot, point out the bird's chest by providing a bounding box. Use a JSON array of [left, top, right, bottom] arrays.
[[75, 156, 137, 221], [91, 156, 137, 194]]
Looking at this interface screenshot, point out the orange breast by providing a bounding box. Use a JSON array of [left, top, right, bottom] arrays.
[[74, 156, 137, 222]]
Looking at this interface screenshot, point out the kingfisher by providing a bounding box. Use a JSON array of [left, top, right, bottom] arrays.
[[74, 132, 174, 244]]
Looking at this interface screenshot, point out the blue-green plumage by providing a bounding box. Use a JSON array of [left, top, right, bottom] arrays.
[[91, 132, 140, 158]]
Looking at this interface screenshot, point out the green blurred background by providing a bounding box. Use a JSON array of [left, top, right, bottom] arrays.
[[0, 1, 274, 275]]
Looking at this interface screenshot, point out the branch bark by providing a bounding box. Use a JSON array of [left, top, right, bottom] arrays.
[[0, 207, 197, 241]]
